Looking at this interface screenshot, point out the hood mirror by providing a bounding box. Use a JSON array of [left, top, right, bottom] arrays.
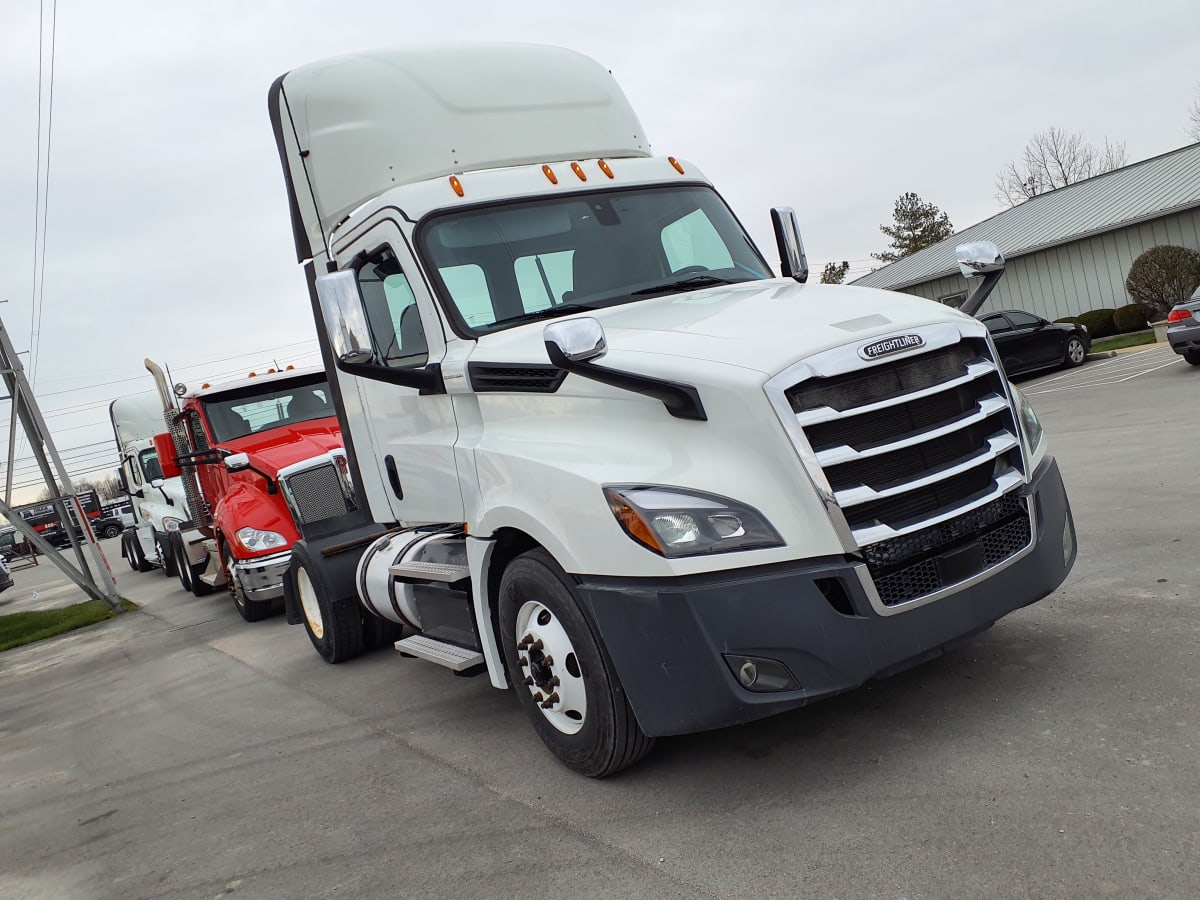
[[315, 270, 375, 365], [956, 242, 1005, 278], [223, 453, 250, 472], [544, 317, 608, 364], [771, 207, 809, 283]]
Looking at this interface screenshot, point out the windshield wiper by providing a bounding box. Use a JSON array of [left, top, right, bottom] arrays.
[[630, 274, 741, 296], [486, 303, 596, 329]]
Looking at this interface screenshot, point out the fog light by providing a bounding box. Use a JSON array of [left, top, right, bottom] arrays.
[[1063, 512, 1075, 567], [737, 661, 758, 687], [723, 654, 799, 693]]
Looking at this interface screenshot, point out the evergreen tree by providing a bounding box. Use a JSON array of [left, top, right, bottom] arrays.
[[872, 193, 954, 264]]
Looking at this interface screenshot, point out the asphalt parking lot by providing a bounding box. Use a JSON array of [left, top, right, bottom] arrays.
[[2, 349, 1198, 899]]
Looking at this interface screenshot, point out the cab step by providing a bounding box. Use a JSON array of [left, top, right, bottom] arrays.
[[395, 634, 484, 671], [388, 560, 469, 584]]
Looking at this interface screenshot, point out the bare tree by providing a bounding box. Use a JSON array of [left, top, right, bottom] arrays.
[[1189, 93, 1200, 143], [995, 127, 1128, 207]]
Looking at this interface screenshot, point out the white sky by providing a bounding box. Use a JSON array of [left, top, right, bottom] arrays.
[[0, 0, 1197, 502]]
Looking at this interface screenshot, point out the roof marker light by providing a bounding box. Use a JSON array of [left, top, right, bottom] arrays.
[[668, 156, 685, 175], [448, 175, 465, 197], [598, 159, 615, 179], [542, 164, 558, 185], [249, 371, 257, 378], [286, 364, 295, 370], [570, 162, 587, 182], [201, 383, 210, 389]]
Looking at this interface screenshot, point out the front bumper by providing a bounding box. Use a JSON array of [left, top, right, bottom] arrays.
[[233, 550, 292, 601], [576, 456, 1075, 738]]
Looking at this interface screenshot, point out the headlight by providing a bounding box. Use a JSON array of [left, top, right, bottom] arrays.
[[603, 486, 783, 557], [1010, 384, 1044, 455], [161, 517, 183, 532], [235, 527, 288, 552]]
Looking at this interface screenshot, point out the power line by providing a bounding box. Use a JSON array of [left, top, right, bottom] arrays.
[[30, 0, 58, 391]]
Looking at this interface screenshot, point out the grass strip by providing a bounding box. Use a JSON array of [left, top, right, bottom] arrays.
[[1090, 330, 1157, 353], [0, 598, 138, 652]]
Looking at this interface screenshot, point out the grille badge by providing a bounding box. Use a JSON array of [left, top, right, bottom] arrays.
[[859, 334, 925, 361]]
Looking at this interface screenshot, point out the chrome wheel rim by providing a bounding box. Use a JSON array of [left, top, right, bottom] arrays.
[[1069, 339, 1085, 364], [514, 600, 586, 735]]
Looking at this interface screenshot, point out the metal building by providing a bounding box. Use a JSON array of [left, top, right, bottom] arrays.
[[853, 142, 1200, 320]]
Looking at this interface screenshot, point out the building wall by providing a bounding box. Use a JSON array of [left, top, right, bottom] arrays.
[[902, 206, 1200, 320]]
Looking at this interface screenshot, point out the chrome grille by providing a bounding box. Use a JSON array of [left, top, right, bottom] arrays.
[[780, 332, 1033, 609], [283, 463, 349, 525]]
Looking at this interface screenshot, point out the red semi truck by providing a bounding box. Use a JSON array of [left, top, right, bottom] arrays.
[[145, 361, 350, 621]]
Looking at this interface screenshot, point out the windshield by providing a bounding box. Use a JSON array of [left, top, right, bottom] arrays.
[[418, 185, 770, 334], [201, 375, 334, 443]]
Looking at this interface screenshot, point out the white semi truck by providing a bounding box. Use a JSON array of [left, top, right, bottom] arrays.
[[110, 394, 190, 575], [266, 44, 1077, 776]]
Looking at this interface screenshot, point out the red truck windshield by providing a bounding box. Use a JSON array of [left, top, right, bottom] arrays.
[[202, 376, 334, 443]]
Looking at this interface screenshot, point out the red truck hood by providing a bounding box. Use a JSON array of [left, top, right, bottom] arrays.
[[223, 417, 342, 474]]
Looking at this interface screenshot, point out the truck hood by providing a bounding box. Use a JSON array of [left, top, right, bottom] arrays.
[[223, 418, 342, 475], [474, 279, 975, 375]]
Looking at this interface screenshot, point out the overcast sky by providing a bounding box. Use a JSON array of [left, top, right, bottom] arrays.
[[1, 0, 1197, 502]]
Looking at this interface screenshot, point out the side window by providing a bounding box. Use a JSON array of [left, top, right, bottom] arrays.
[[440, 264, 493, 328], [1007, 311, 1040, 328], [982, 315, 1010, 335], [661, 209, 734, 273], [356, 253, 429, 369], [514, 251, 574, 312]]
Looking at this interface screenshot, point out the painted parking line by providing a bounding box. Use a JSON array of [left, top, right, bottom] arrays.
[[1024, 346, 1182, 395]]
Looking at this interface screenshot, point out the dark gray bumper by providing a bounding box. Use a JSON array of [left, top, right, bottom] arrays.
[[576, 456, 1076, 738]]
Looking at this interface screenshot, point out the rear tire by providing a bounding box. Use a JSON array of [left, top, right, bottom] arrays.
[[1184, 350, 1200, 366], [101, 524, 122, 539], [226, 544, 272, 622], [291, 543, 365, 662], [364, 615, 405, 650], [157, 533, 179, 577], [498, 548, 653, 777], [126, 532, 154, 573]]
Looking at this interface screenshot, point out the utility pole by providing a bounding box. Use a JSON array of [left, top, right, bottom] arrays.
[[0, 316, 122, 611]]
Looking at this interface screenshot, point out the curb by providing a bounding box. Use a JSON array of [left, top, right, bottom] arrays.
[[1086, 351, 1118, 360]]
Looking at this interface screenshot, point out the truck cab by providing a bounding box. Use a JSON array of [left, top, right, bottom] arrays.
[[268, 44, 1076, 776], [148, 364, 348, 621]]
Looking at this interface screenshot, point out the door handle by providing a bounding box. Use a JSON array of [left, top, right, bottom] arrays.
[[384, 455, 403, 500]]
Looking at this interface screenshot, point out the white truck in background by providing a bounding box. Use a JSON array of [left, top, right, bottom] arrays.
[[266, 44, 1077, 776], [110, 393, 189, 575]]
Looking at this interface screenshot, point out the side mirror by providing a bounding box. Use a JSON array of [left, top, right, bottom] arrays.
[[771, 207, 809, 284], [224, 453, 251, 472], [315, 270, 375, 365], [150, 478, 165, 489], [955, 242, 1005, 278], [153, 433, 181, 479], [956, 241, 1007, 317], [116, 468, 128, 494], [544, 317, 608, 364]]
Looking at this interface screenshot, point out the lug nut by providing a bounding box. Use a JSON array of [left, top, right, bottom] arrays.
[[549, 676, 560, 687], [531, 639, 544, 651], [532, 692, 543, 703], [522, 676, 534, 686], [542, 655, 554, 667], [518, 656, 528, 667], [540, 691, 560, 708]]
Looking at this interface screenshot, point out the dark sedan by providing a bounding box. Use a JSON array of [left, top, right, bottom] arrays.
[[979, 310, 1090, 375]]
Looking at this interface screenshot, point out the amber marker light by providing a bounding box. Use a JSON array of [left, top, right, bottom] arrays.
[[597, 159, 615, 179], [604, 488, 665, 554], [201, 383, 210, 389], [668, 156, 685, 175], [449, 175, 465, 197], [542, 164, 559, 184], [570, 162, 587, 181]]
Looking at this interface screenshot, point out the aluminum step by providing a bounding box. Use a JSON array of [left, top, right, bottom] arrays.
[[395, 634, 484, 671], [388, 560, 470, 583]]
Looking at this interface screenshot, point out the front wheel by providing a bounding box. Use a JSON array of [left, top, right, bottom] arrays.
[[291, 543, 364, 662], [1065, 336, 1087, 367], [498, 549, 653, 777], [101, 524, 122, 539], [225, 545, 272, 622], [171, 531, 212, 596], [1184, 350, 1200, 366], [124, 532, 153, 572]]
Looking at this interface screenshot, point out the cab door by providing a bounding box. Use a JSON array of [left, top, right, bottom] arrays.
[[335, 218, 465, 526]]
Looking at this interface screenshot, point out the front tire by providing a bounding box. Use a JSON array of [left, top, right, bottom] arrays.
[[1065, 336, 1087, 367], [291, 542, 365, 662], [101, 524, 122, 539], [1184, 350, 1200, 366], [157, 533, 179, 577], [126, 532, 154, 573], [498, 549, 653, 777], [171, 531, 212, 596], [225, 544, 272, 622]]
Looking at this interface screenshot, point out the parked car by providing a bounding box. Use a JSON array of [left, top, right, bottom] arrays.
[[978, 310, 1090, 375], [0, 554, 11, 593], [1166, 288, 1200, 365]]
